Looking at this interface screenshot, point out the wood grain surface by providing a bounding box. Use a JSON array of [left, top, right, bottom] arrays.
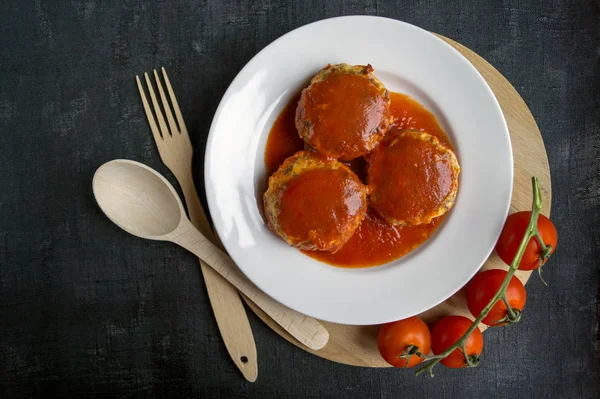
[[243, 35, 552, 367]]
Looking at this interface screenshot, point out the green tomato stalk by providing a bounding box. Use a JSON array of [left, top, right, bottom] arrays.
[[412, 176, 552, 377]]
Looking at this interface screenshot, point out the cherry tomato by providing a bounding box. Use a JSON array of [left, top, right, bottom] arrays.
[[466, 269, 526, 326], [431, 316, 483, 368], [377, 317, 431, 368], [496, 211, 557, 270]]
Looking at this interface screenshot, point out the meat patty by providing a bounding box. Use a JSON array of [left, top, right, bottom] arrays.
[[367, 129, 460, 226], [264, 151, 368, 252], [295, 63, 392, 161]]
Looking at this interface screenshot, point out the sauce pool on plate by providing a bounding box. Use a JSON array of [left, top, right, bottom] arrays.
[[264, 92, 454, 268]]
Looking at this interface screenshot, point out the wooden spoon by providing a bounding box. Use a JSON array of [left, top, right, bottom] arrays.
[[92, 159, 329, 350]]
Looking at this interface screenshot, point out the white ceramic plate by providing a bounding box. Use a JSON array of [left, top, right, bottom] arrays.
[[205, 16, 512, 325]]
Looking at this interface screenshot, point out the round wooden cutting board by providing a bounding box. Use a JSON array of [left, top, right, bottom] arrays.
[[243, 35, 552, 367]]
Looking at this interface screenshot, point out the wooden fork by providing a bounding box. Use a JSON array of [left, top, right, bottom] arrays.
[[136, 68, 257, 382]]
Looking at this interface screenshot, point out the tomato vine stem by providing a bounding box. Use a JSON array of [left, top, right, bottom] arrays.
[[399, 344, 425, 367], [498, 295, 522, 324], [414, 176, 549, 377]]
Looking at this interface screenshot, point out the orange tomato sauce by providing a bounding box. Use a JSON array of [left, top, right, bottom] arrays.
[[278, 167, 366, 251], [298, 72, 389, 160], [367, 129, 458, 226], [265, 94, 304, 177], [264, 92, 453, 268]]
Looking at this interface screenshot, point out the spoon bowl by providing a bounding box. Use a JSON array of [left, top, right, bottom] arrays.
[[93, 160, 183, 239]]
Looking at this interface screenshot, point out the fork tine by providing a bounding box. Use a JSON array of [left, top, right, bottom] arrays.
[[153, 69, 179, 135], [136, 75, 162, 143], [143, 72, 170, 138], [161, 67, 188, 135]]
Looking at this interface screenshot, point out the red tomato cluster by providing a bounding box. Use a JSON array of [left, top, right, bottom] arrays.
[[378, 211, 557, 370], [377, 314, 484, 369]]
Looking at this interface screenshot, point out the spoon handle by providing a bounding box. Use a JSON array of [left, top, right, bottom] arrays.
[[171, 220, 329, 351]]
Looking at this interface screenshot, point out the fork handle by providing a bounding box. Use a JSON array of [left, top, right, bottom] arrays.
[[178, 171, 214, 237], [176, 171, 258, 382], [171, 220, 330, 351]]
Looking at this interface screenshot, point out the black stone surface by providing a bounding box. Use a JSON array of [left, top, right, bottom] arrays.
[[1, 1, 599, 398]]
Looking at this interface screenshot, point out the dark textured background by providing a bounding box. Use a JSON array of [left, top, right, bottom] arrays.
[[1, 0, 599, 397]]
